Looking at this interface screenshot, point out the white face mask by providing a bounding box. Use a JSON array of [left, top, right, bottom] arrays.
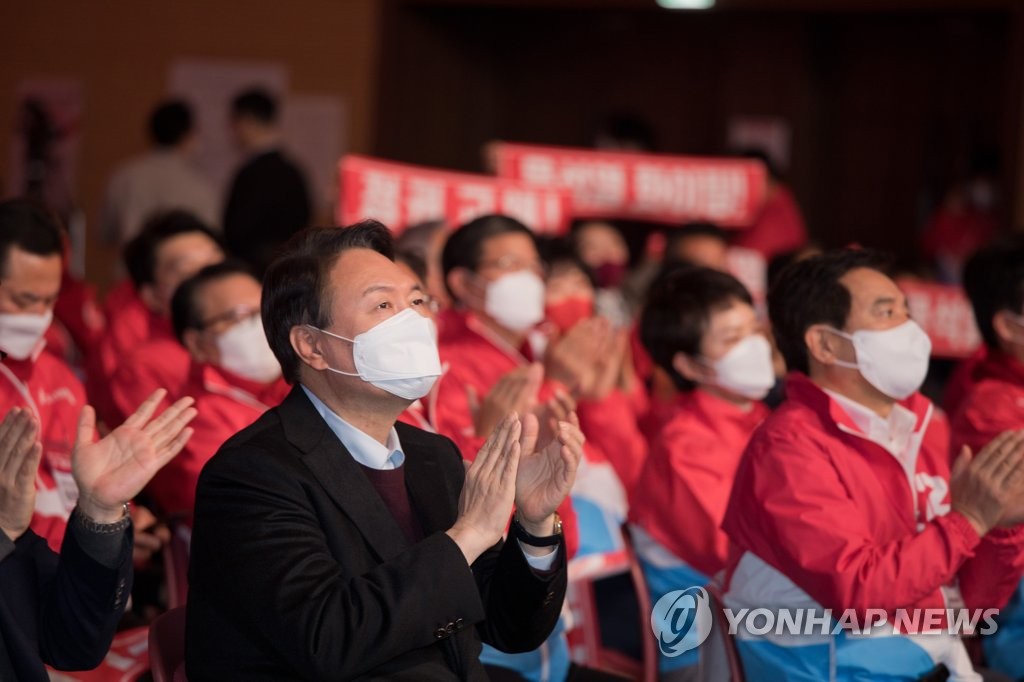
[[0, 310, 53, 361], [311, 308, 442, 400], [215, 315, 282, 383], [826, 320, 932, 400], [704, 334, 775, 400], [484, 270, 546, 333]]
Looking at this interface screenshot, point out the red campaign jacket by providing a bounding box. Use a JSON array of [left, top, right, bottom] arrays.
[[577, 388, 649, 494], [722, 373, 1024, 625], [629, 389, 768, 578], [109, 335, 191, 426], [146, 362, 289, 524], [86, 281, 160, 426], [731, 185, 808, 260], [429, 309, 579, 557], [951, 349, 1024, 456], [0, 352, 87, 552], [942, 346, 987, 419]]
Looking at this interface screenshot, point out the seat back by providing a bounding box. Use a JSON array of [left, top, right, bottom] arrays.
[[148, 606, 187, 682]]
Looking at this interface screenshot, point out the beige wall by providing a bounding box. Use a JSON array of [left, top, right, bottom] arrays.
[[0, 0, 382, 290]]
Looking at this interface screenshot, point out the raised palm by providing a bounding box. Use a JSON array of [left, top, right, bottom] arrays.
[[73, 390, 196, 521], [514, 411, 584, 525]]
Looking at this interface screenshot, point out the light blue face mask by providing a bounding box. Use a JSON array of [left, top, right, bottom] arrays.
[[309, 308, 442, 400]]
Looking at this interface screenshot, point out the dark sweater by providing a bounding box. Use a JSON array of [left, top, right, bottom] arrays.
[[358, 464, 426, 544]]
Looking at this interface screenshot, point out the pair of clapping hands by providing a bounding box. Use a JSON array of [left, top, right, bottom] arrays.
[[0, 390, 195, 547]]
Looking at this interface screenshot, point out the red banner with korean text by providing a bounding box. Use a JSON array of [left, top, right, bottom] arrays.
[[338, 155, 572, 236], [897, 278, 981, 359], [491, 142, 767, 227]]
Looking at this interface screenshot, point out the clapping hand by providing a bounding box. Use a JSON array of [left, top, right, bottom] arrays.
[[0, 408, 42, 542], [74, 389, 196, 524]]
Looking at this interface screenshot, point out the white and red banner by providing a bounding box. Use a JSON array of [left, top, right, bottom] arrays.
[[897, 279, 982, 359], [338, 155, 571, 236], [492, 142, 767, 227]]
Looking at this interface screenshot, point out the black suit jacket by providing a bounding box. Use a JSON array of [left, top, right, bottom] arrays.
[[185, 386, 566, 681], [0, 521, 132, 682]]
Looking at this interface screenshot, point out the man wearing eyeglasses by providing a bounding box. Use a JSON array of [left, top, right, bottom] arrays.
[[146, 261, 288, 525]]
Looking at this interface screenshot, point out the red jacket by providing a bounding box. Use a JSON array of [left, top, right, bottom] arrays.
[[723, 373, 1024, 625], [951, 349, 1024, 456], [87, 281, 161, 426], [109, 336, 192, 425], [630, 389, 768, 578], [430, 309, 579, 557], [942, 346, 987, 419], [0, 351, 87, 552], [732, 185, 808, 260], [146, 362, 289, 523]]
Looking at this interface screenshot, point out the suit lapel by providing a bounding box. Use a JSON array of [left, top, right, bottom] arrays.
[[397, 423, 459, 536], [277, 386, 410, 562]]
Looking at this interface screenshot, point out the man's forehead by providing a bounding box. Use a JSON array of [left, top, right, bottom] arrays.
[[4, 247, 61, 281], [333, 248, 416, 295]]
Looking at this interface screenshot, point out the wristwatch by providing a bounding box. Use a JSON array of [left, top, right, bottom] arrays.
[[511, 512, 563, 547]]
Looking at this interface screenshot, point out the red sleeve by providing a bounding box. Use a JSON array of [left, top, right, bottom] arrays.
[[577, 389, 648, 492], [958, 526, 1024, 611], [726, 428, 984, 621], [426, 369, 487, 462]]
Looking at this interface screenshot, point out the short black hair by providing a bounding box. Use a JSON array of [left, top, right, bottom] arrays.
[[641, 264, 753, 391], [395, 249, 428, 283], [665, 222, 729, 265], [396, 220, 447, 261], [963, 239, 1024, 349], [231, 88, 277, 124], [768, 249, 889, 376], [440, 214, 536, 299], [149, 100, 193, 147], [537, 236, 596, 289], [170, 260, 257, 343], [0, 199, 64, 277], [124, 210, 222, 288], [262, 221, 394, 383]]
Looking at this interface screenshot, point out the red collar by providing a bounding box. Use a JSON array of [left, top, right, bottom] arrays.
[[784, 372, 932, 435]]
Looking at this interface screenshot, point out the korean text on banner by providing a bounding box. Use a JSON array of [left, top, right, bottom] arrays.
[[338, 155, 571, 236], [897, 278, 982, 359], [492, 142, 767, 227]]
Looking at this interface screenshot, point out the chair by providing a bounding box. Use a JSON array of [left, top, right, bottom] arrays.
[[698, 583, 745, 682], [162, 524, 191, 609], [148, 606, 187, 682]]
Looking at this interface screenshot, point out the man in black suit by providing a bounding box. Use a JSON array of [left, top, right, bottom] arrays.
[[0, 391, 196, 681], [223, 87, 312, 276], [186, 220, 582, 680]]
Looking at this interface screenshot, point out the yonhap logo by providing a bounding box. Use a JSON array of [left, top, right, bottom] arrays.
[[650, 586, 713, 657]]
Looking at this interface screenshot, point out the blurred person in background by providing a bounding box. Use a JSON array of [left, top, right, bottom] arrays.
[[921, 155, 1000, 284], [630, 266, 772, 679], [100, 212, 224, 426], [223, 87, 311, 277], [100, 100, 218, 250], [433, 214, 641, 681], [952, 240, 1024, 681], [147, 261, 287, 527], [396, 219, 452, 312], [663, 222, 730, 272], [731, 148, 808, 261]]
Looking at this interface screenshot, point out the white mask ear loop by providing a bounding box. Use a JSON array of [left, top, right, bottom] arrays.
[[822, 327, 859, 370], [306, 325, 360, 377]]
